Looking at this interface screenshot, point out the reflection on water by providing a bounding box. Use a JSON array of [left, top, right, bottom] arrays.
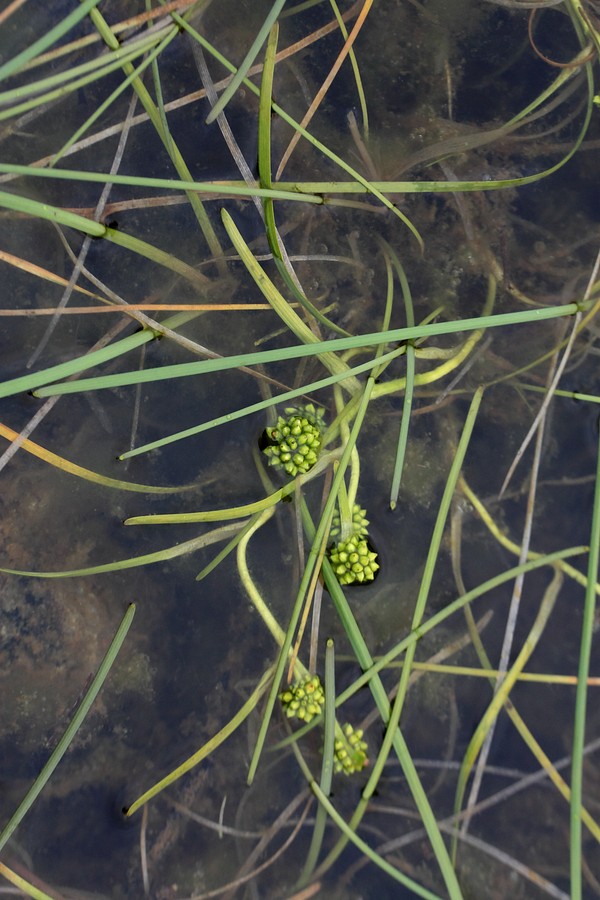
[[1, 0, 599, 897]]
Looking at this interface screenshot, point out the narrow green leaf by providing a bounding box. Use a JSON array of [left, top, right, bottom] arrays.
[[51, 27, 179, 167], [196, 513, 262, 580], [382, 243, 415, 509], [0, 32, 163, 121], [0, 188, 105, 236], [221, 208, 359, 388], [0, 0, 104, 82], [299, 638, 335, 884], [258, 23, 281, 259], [290, 742, 444, 900], [125, 666, 274, 816], [336, 547, 587, 706], [0, 309, 199, 400], [29, 303, 580, 400], [167, 12, 424, 243], [0, 190, 211, 290], [453, 569, 562, 858], [393, 387, 484, 723], [0, 422, 196, 494], [0, 161, 323, 202], [87, 3, 225, 264], [570, 417, 600, 897], [125, 490, 288, 526], [0, 603, 135, 853], [205, 0, 288, 124], [120, 347, 402, 460], [0, 524, 244, 578], [0, 862, 55, 900]]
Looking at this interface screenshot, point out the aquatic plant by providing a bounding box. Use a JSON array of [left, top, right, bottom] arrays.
[[328, 532, 379, 585], [0, 1, 599, 899], [280, 675, 325, 723], [333, 723, 369, 776], [329, 502, 370, 540], [261, 403, 325, 476]]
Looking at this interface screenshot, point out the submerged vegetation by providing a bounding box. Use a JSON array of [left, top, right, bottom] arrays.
[[0, 0, 599, 897]]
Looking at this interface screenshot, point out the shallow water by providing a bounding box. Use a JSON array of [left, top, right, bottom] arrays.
[[0, 1, 599, 898]]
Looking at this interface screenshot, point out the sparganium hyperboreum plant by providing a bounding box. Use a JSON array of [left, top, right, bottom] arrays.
[[279, 675, 325, 723], [261, 404, 325, 477], [328, 532, 379, 585], [333, 723, 369, 775], [329, 503, 370, 540]]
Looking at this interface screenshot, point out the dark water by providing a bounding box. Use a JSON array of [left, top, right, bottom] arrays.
[[0, 1, 599, 898]]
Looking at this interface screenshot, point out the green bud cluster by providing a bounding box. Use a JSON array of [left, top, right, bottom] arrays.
[[262, 404, 324, 477], [279, 675, 325, 723], [329, 503, 369, 540], [334, 723, 368, 775], [280, 680, 368, 778], [328, 533, 379, 585]]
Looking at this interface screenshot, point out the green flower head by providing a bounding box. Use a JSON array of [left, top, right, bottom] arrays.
[[279, 675, 325, 723], [262, 404, 325, 477], [328, 533, 379, 585], [329, 503, 370, 540], [334, 723, 368, 775]]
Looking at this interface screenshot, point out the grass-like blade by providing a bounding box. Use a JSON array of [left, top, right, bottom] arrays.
[[221, 208, 358, 388], [570, 417, 600, 897], [290, 741, 444, 900], [257, 22, 279, 259], [0, 603, 136, 853], [0, 525, 244, 578], [29, 303, 580, 399], [299, 637, 336, 884], [0, 309, 199, 400], [336, 547, 589, 704], [125, 666, 275, 816], [205, 0, 288, 124], [0, 0, 103, 82], [0, 862, 55, 900], [120, 347, 402, 459], [0, 422, 196, 493], [0, 162, 324, 202], [0, 31, 165, 121]]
